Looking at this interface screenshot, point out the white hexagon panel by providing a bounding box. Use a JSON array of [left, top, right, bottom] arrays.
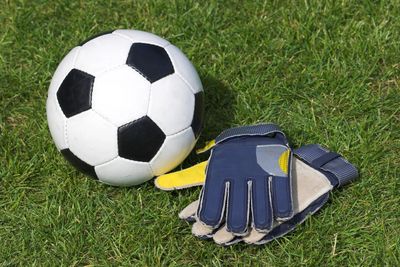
[[150, 127, 196, 176], [113, 29, 170, 47], [95, 157, 154, 186], [92, 65, 150, 126], [147, 74, 195, 135], [46, 96, 67, 150], [66, 110, 118, 166], [164, 44, 203, 94], [74, 33, 133, 76]]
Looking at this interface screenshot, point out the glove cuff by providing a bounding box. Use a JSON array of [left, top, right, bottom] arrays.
[[294, 144, 358, 187], [215, 123, 286, 144]]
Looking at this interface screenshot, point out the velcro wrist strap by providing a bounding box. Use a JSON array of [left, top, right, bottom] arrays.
[[215, 124, 284, 144], [294, 144, 358, 187]]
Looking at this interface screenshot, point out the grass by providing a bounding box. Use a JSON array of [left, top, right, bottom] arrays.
[[1, 0, 399, 265]]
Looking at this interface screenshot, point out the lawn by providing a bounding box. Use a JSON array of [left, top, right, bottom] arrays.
[[1, 0, 399, 266]]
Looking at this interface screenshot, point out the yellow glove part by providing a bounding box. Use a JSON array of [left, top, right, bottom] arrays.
[[154, 140, 215, 190], [154, 161, 207, 190]]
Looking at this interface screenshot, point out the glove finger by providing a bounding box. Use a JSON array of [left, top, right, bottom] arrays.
[[256, 144, 293, 220], [192, 221, 214, 239], [251, 176, 273, 231], [226, 180, 250, 235], [271, 174, 293, 220], [197, 176, 228, 228], [242, 227, 268, 244], [213, 224, 242, 246], [271, 149, 293, 220], [179, 200, 199, 222]]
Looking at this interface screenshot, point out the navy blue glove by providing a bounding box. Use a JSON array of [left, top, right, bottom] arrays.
[[156, 138, 358, 245], [196, 124, 293, 235], [201, 144, 359, 245]]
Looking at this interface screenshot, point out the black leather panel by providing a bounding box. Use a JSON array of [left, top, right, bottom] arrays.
[[126, 43, 174, 83], [191, 91, 204, 138], [118, 116, 166, 162], [57, 69, 94, 118], [61, 149, 98, 179]]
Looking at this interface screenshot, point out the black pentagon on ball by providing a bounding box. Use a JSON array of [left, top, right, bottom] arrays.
[[57, 69, 94, 118], [126, 43, 174, 83], [191, 91, 205, 138], [61, 148, 98, 179], [118, 116, 166, 162]]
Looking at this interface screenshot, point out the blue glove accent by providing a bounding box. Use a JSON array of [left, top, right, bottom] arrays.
[[197, 124, 293, 234], [215, 124, 285, 144], [294, 144, 358, 187]]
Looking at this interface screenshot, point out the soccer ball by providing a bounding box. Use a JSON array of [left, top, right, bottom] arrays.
[[46, 29, 204, 186]]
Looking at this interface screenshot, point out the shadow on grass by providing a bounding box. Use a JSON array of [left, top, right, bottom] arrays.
[[182, 74, 236, 168]]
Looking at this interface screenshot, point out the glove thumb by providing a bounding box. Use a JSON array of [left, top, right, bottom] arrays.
[[154, 161, 207, 190]]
